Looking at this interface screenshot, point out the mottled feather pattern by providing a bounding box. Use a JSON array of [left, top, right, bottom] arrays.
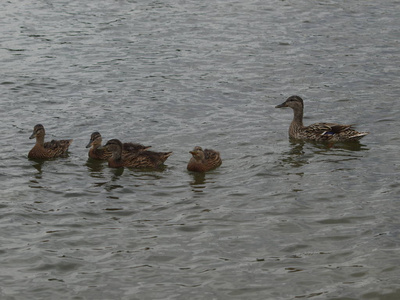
[[187, 146, 222, 172], [119, 150, 172, 169], [28, 145, 72, 159], [86, 132, 151, 160], [101, 139, 172, 169], [296, 123, 366, 142], [122, 142, 151, 153], [28, 124, 73, 159], [276, 96, 368, 142], [203, 149, 222, 164], [88, 147, 112, 160], [45, 140, 73, 151]]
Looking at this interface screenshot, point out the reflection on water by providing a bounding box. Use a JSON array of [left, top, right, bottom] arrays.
[[86, 158, 106, 175], [290, 138, 369, 152], [31, 160, 44, 177], [279, 139, 369, 168], [104, 183, 123, 193], [303, 140, 369, 153], [279, 141, 308, 168], [110, 167, 124, 178], [2, 0, 398, 298], [189, 172, 206, 192], [330, 142, 369, 152], [86, 159, 124, 194], [29, 160, 45, 189]]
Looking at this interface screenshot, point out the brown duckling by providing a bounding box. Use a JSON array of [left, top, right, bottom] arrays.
[[187, 146, 222, 172], [28, 124, 73, 159], [275, 95, 369, 142], [100, 139, 172, 169], [86, 132, 151, 160]]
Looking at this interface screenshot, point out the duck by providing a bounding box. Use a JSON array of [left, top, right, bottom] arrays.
[[187, 146, 222, 172], [275, 95, 369, 142], [86, 132, 151, 160], [28, 124, 73, 159], [100, 139, 172, 169]]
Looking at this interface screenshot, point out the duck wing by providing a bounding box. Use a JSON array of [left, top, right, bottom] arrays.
[[44, 139, 73, 157], [304, 123, 367, 141], [122, 142, 151, 153], [123, 150, 172, 168], [203, 149, 222, 169]]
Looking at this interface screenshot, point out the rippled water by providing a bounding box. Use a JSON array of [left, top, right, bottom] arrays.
[[1, 0, 400, 299]]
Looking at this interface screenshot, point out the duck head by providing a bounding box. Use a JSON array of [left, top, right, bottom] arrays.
[[29, 124, 45, 139], [275, 95, 304, 110], [86, 132, 102, 148]]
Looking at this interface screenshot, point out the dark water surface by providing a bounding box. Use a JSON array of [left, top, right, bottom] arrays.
[[1, 0, 400, 299]]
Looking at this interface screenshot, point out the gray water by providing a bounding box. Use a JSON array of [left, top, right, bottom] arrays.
[[1, 0, 400, 299]]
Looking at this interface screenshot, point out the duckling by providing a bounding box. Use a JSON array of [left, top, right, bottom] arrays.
[[86, 132, 151, 160], [28, 124, 73, 159], [187, 146, 222, 172], [100, 139, 172, 169], [275, 95, 369, 142]]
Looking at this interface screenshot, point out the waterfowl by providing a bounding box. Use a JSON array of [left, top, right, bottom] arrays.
[[275, 95, 369, 142], [28, 124, 73, 159], [187, 146, 222, 172], [86, 132, 151, 160], [100, 139, 172, 169]]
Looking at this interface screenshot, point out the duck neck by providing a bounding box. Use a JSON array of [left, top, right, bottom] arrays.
[[193, 153, 205, 163], [36, 135, 45, 147], [109, 149, 123, 168], [111, 148, 122, 161], [289, 107, 304, 134], [92, 142, 101, 151]]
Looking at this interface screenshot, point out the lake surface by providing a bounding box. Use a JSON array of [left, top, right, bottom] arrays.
[[1, 0, 400, 299]]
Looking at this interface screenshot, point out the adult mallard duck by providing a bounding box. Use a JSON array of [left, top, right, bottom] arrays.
[[100, 139, 172, 169], [28, 124, 73, 159], [187, 146, 222, 172], [275, 95, 369, 142], [86, 132, 151, 160]]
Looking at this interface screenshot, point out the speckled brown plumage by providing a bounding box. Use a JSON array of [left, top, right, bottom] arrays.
[[187, 146, 222, 172], [28, 124, 73, 159], [86, 132, 151, 160], [275, 95, 369, 142], [100, 139, 172, 169]]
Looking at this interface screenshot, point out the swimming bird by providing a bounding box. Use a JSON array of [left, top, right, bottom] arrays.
[[100, 139, 172, 169], [275, 95, 369, 142], [28, 124, 73, 159], [86, 132, 151, 160], [187, 146, 222, 172]]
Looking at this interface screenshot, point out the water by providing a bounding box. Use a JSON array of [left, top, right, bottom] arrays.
[[1, 0, 400, 299]]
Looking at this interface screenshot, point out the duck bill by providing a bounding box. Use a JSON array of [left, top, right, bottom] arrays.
[[275, 102, 287, 108], [29, 132, 36, 139], [85, 141, 93, 148]]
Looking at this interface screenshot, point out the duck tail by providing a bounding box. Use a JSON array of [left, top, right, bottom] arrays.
[[349, 132, 369, 140], [163, 152, 173, 159]]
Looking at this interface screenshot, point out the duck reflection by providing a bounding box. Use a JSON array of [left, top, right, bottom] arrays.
[[31, 159, 44, 177], [279, 138, 369, 168], [86, 158, 106, 174], [28, 160, 45, 189], [86, 158, 126, 178], [302, 139, 369, 154], [110, 167, 124, 178], [189, 172, 206, 193], [328, 141, 368, 151], [279, 140, 308, 168], [101, 168, 124, 193], [85, 157, 124, 193]]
